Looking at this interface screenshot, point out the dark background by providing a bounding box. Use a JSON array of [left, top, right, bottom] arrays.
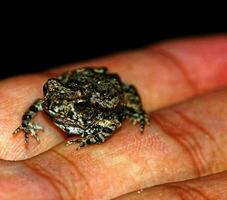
[[0, 29, 225, 79]]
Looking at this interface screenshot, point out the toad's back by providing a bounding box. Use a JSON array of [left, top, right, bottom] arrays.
[[57, 67, 124, 109]]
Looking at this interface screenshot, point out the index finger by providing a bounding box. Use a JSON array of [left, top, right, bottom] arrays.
[[1, 35, 227, 160]]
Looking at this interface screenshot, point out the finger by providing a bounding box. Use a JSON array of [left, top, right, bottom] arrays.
[[16, 87, 227, 200], [115, 171, 227, 200], [1, 35, 227, 160]]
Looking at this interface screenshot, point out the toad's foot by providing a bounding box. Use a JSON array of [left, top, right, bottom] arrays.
[[65, 138, 88, 150], [13, 122, 44, 144], [13, 99, 44, 144], [65, 131, 111, 150], [128, 111, 150, 132]]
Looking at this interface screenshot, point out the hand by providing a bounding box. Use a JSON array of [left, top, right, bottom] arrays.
[[1, 35, 227, 200]]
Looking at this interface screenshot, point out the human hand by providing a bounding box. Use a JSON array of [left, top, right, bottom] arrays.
[[1, 35, 227, 200]]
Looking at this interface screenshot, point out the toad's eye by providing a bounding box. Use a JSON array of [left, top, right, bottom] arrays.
[[102, 127, 112, 133], [43, 83, 48, 94], [76, 101, 89, 107], [68, 111, 75, 117]]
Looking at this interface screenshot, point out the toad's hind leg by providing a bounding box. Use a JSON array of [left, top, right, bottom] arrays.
[[13, 99, 44, 144], [123, 84, 149, 132]]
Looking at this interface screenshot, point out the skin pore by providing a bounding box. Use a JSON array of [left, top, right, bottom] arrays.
[[1, 35, 227, 199]]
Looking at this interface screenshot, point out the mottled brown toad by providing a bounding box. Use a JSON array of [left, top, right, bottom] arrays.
[[13, 67, 148, 149]]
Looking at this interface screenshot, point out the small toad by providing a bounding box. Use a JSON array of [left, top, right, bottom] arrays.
[[13, 67, 148, 148]]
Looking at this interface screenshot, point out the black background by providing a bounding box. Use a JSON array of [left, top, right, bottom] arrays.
[[0, 26, 225, 79], [0, 3, 226, 79]]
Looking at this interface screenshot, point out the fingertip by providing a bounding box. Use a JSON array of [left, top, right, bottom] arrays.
[[149, 35, 227, 92]]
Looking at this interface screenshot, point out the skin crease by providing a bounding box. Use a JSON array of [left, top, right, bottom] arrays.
[[116, 171, 227, 200], [0, 35, 227, 199]]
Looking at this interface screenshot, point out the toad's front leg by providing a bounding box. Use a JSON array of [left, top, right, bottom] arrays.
[[66, 118, 121, 150], [13, 99, 44, 144], [65, 131, 113, 150]]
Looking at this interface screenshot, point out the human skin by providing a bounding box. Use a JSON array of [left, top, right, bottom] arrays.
[[1, 35, 227, 200]]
